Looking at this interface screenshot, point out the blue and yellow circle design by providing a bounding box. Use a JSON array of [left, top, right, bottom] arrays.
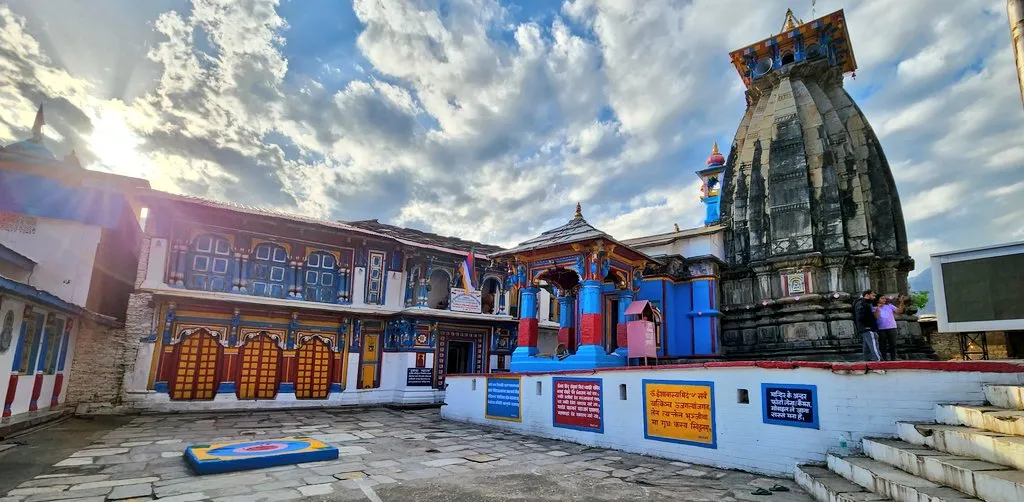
[[185, 437, 339, 475]]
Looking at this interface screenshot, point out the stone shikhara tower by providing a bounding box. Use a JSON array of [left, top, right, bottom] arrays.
[[717, 10, 926, 359]]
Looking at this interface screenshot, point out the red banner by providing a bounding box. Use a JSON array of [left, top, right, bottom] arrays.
[[553, 378, 603, 432]]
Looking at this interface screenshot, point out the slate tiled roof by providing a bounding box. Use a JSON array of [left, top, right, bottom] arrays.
[[345, 219, 504, 256], [493, 214, 609, 257], [141, 190, 505, 258]]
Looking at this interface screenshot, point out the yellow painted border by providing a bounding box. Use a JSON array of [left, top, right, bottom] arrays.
[[250, 238, 291, 256]]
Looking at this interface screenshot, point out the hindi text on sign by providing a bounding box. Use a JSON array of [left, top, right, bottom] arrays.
[[553, 378, 603, 433], [642, 380, 716, 448]]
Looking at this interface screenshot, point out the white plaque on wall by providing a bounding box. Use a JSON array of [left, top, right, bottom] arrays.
[[450, 288, 482, 313]]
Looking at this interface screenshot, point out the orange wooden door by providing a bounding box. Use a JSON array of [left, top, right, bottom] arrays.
[[359, 333, 381, 389], [296, 338, 331, 399], [170, 331, 220, 401], [237, 335, 281, 399]]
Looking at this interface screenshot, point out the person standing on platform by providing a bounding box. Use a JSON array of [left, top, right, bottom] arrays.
[[874, 295, 906, 361], [853, 290, 881, 361]]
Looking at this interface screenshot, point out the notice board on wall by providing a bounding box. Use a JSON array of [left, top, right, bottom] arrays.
[[485, 376, 522, 422], [642, 379, 716, 448], [761, 383, 819, 429], [552, 378, 604, 433]]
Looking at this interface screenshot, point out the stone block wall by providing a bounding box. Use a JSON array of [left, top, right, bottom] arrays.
[[65, 317, 128, 411]]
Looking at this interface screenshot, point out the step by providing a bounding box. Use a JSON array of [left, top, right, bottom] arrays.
[[898, 422, 1024, 471], [864, 438, 1024, 502], [828, 454, 979, 502], [984, 387, 1024, 411], [795, 464, 891, 502], [936, 404, 1024, 436]]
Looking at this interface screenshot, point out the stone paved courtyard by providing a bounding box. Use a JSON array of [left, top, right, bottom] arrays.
[[1, 407, 812, 501]]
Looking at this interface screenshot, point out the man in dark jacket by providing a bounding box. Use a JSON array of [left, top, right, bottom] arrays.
[[852, 290, 881, 361]]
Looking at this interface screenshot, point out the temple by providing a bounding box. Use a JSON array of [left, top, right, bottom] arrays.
[[718, 9, 928, 359], [0, 10, 931, 417]]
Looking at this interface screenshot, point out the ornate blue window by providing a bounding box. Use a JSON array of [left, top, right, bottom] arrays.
[[250, 243, 289, 298], [304, 251, 337, 303], [189, 234, 232, 292]]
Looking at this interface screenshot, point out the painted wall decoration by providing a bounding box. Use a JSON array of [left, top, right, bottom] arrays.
[[406, 367, 433, 386], [485, 375, 522, 422], [185, 437, 339, 475], [642, 379, 716, 448], [0, 310, 13, 353], [761, 383, 819, 429], [552, 377, 603, 433], [450, 288, 482, 313], [365, 250, 386, 304]]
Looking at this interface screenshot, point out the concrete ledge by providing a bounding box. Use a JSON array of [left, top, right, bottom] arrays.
[[0, 408, 71, 439], [454, 360, 1024, 378], [984, 387, 1024, 411], [122, 389, 444, 414], [827, 454, 979, 502], [936, 404, 1024, 437], [897, 423, 1024, 472], [864, 438, 1024, 502], [795, 464, 890, 502]]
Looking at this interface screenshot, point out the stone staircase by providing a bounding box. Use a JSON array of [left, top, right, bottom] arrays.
[[796, 385, 1024, 502]]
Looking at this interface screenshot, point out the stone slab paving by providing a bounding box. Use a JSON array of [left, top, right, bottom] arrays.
[[2, 408, 812, 501]]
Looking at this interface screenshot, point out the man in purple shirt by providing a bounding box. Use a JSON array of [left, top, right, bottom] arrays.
[[874, 295, 906, 361]]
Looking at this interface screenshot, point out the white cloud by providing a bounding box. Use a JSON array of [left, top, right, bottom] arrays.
[[904, 183, 967, 223], [0, 0, 1020, 264]]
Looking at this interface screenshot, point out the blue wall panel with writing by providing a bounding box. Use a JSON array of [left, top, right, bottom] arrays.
[[761, 383, 819, 429], [485, 376, 522, 422]]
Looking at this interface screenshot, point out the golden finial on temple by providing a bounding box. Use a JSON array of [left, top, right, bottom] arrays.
[[574, 202, 583, 219], [781, 8, 804, 32], [711, 141, 720, 155]]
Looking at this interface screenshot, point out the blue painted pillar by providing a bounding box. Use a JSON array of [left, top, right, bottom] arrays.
[[557, 294, 575, 352], [578, 280, 603, 348], [498, 286, 507, 315], [614, 289, 634, 358], [688, 278, 721, 356]]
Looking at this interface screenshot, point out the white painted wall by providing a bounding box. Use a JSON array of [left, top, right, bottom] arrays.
[[352, 267, 366, 305], [0, 297, 26, 410], [0, 296, 80, 418], [385, 271, 404, 308], [0, 216, 102, 307], [631, 232, 725, 261], [140, 238, 169, 289], [441, 365, 1024, 476]]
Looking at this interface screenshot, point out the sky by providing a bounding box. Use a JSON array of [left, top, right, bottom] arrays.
[[0, 0, 1022, 274]]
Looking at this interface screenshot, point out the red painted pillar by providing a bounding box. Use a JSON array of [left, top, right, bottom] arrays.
[[3, 373, 17, 417], [50, 373, 64, 407], [28, 372, 43, 411]]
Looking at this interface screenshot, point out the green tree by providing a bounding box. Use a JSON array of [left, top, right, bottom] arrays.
[[909, 290, 929, 310]]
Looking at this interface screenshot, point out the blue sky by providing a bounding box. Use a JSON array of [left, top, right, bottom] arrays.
[[0, 0, 1022, 273]]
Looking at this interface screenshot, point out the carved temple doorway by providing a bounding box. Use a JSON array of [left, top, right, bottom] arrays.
[[237, 332, 282, 400], [295, 337, 332, 399], [170, 328, 220, 401]]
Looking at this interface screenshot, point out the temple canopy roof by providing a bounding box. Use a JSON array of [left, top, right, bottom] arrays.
[[492, 203, 652, 263]]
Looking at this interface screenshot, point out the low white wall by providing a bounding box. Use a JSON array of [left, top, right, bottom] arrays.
[[441, 363, 1024, 476]]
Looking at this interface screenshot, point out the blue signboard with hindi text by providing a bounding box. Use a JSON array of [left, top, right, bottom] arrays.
[[761, 383, 819, 429], [485, 376, 522, 422]]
